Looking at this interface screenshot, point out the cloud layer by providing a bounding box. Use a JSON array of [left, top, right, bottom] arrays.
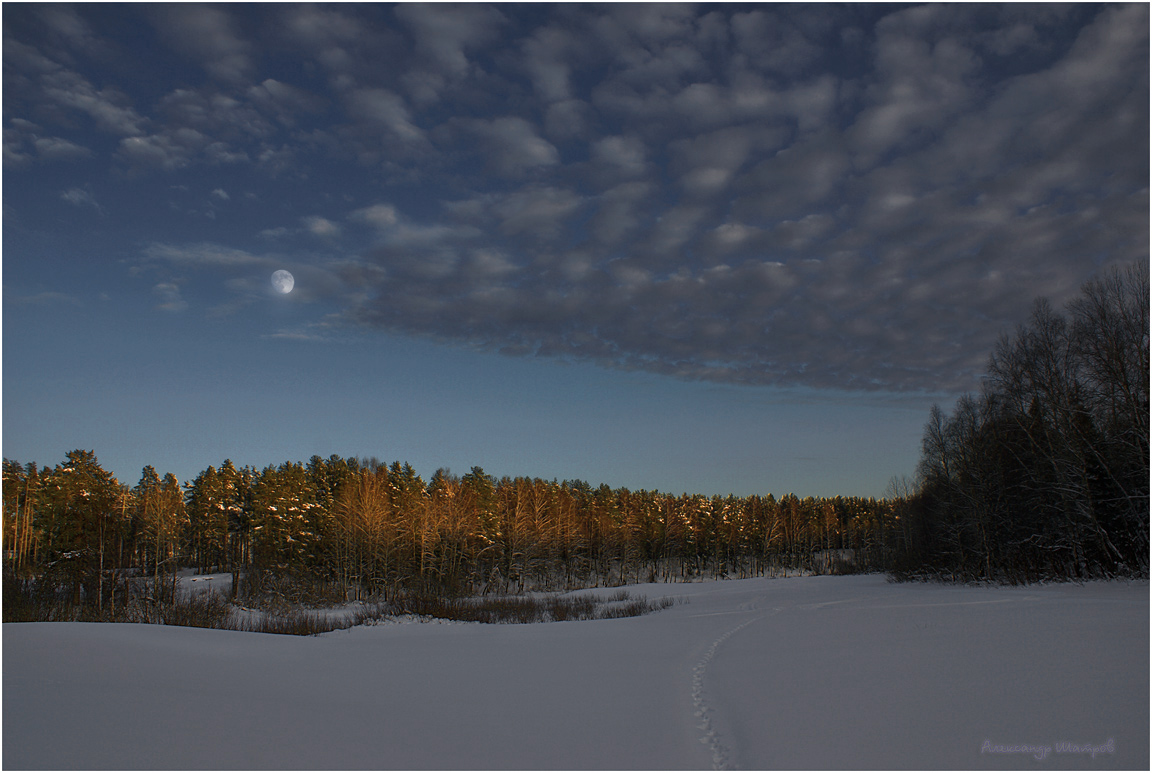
[[5, 3, 1147, 393]]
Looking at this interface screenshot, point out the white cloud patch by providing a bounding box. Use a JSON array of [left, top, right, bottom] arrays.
[[34, 136, 91, 160], [461, 116, 559, 177], [117, 132, 196, 171], [345, 88, 426, 145], [247, 79, 325, 126], [522, 26, 579, 103], [492, 186, 583, 240], [589, 181, 654, 245], [350, 203, 399, 230], [590, 135, 647, 183], [151, 282, 187, 312], [147, 5, 253, 84], [303, 216, 342, 238], [158, 88, 272, 141], [38, 69, 146, 136], [393, 3, 505, 78], [143, 242, 268, 267], [60, 186, 100, 209], [543, 99, 594, 142]]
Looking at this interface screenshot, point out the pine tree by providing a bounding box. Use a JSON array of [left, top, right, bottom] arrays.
[[41, 451, 123, 608]]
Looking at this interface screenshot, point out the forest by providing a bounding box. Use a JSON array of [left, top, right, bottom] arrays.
[[3, 449, 901, 617], [897, 263, 1148, 582], [3, 265, 1147, 621]]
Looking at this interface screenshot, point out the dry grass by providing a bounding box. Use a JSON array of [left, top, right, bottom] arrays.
[[5, 572, 679, 634], [393, 589, 678, 624]]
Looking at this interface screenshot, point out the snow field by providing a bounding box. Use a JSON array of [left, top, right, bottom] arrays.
[[3, 575, 1147, 770]]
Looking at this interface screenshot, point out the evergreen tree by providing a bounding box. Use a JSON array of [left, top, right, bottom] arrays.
[[40, 451, 123, 607], [3, 459, 41, 576], [186, 466, 222, 573], [134, 466, 163, 581]]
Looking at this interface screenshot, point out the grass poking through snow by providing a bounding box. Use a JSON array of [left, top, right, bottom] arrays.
[[4, 577, 679, 635], [392, 590, 678, 625]]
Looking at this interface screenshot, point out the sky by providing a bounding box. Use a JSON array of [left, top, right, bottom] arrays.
[[2, 2, 1148, 499]]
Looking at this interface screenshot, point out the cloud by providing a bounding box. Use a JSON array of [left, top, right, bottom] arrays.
[[393, 3, 506, 78], [37, 69, 146, 136], [117, 132, 199, 171], [34, 136, 91, 160], [117, 125, 249, 171], [60, 186, 100, 209], [34, 4, 106, 59], [543, 99, 594, 142], [157, 88, 272, 141], [147, 5, 253, 84], [522, 26, 581, 103], [143, 242, 269, 268], [152, 282, 187, 313], [344, 88, 426, 145], [303, 216, 342, 238], [4, 289, 82, 307], [3, 134, 31, 167], [590, 135, 647, 181], [138, 242, 348, 318], [459, 116, 559, 177], [283, 4, 363, 49], [733, 130, 852, 221], [5, 4, 1145, 395], [731, 9, 825, 77], [588, 181, 654, 245], [263, 328, 329, 342], [669, 125, 771, 199], [349, 203, 399, 229], [247, 79, 325, 126], [321, 6, 1151, 392], [280, 2, 407, 91], [492, 186, 583, 240], [847, 22, 980, 166]]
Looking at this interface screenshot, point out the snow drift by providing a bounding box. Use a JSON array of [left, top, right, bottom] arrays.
[[4, 575, 1147, 769]]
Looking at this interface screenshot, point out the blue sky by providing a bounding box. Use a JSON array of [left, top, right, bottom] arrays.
[[3, 3, 1147, 498]]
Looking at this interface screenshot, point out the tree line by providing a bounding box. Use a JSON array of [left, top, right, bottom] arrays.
[[4, 451, 903, 611], [896, 264, 1148, 582]]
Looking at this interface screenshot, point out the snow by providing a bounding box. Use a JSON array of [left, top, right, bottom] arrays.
[[3, 575, 1147, 769]]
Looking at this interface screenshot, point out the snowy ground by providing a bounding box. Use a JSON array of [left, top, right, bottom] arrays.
[[4, 575, 1147, 770]]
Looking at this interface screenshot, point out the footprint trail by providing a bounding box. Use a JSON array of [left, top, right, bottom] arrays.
[[690, 611, 769, 770]]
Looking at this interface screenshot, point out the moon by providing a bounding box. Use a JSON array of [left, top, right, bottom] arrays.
[[271, 269, 294, 294]]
